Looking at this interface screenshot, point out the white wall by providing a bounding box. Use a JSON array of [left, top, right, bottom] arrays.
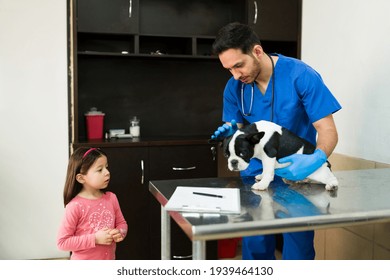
[[0, 0, 69, 259], [302, 0, 390, 164]]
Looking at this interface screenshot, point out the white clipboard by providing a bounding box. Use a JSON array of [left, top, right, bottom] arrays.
[[164, 186, 241, 214]]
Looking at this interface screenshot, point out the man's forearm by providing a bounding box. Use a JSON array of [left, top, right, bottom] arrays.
[[313, 115, 338, 157]]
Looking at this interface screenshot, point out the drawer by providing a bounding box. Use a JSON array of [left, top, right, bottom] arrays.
[[149, 145, 217, 180]]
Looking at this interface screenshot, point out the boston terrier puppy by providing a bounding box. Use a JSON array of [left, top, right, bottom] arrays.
[[224, 120, 339, 191]]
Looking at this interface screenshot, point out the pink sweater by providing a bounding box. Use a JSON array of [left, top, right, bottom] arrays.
[[57, 192, 128, 260]]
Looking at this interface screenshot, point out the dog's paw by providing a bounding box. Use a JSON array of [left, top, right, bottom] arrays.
[[255, 174, 263, 182], [251, 181, 270, 191], [325, 178, 339, 191]]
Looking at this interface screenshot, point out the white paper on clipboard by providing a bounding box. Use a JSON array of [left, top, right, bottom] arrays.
[[164, 186, 241, 214]]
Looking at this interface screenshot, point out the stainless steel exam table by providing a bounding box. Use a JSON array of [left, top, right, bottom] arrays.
[[149, 168, 390, 260]]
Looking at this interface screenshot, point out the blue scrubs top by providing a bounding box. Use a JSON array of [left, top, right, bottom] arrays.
[[222, 54, 342, 176]]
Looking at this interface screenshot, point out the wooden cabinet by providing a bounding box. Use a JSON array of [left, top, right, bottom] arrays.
[[77, 0, 139, 34], [138, 0, 246, 37], [76, 0, 301, 60], [248, 0, 301, 58], [101, 147, 148, 259], [76, 0, 247, 58], [149, 145, 217, 180], [73, 0, 301, 141], [148, 144, 218, 260], [248, 0, 300, 41]]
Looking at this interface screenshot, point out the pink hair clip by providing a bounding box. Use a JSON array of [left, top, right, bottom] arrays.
[[82, 148, 97, 158]]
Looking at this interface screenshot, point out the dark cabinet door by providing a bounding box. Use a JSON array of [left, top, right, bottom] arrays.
[[148, 145, 218, 260], [149, 145, 217, 180], [248, 0, 300, 41], [77, 0, 139, 34], [103, 147, 149, 259], [138, 0, 246, 36]]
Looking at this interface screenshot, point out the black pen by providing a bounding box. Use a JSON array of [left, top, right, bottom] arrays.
[[193, 192, 223, 198]]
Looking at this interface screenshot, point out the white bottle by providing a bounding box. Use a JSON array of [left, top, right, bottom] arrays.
[[129, 116, 140, 137]]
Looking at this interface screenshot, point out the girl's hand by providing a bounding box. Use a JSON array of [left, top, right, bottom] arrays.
[[109, 228, 125, 243], [95, 227, 113, 245]]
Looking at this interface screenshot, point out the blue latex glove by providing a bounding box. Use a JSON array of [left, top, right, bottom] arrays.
[[210, 119, 238, 140], [274, 149, 327, 181]]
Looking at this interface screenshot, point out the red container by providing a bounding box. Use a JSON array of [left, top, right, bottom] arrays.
[[85, 109, 105, 140], [218, 238, 240, 259]]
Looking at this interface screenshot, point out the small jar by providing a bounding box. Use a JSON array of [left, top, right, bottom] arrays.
[[129, 116, 140, 137]]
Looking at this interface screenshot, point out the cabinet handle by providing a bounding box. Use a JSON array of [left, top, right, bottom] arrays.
[[211, 146, 216, 161], [141, 159, 144, 184], [173, 254, 192, 259], [253, 1, 258, 24], [128, 0, 132, 18], [172, 166, 196, 171]]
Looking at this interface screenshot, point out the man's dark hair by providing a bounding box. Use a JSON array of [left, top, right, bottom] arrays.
[[212, 22, 262, 56]]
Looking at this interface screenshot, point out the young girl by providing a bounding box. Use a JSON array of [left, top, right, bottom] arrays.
[[57, 147, 128, 260]]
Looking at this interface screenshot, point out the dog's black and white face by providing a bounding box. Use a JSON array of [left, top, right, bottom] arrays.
[[224, 123, 265, 171]]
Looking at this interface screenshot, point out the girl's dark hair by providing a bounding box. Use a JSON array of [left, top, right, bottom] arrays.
[[212, 22, 262, 55], [63, 147, 107, 206]]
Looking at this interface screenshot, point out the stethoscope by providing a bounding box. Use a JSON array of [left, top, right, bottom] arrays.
[[241, 53, 275, 122]]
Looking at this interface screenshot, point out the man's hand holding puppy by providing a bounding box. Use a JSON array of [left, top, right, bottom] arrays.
[[275, 149, 327, 181]]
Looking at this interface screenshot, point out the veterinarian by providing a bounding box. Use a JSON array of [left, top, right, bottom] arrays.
[[211, 22, 342, 260]]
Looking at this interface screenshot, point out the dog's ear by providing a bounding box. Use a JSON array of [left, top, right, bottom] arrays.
[[246, 131, 265, 144], [222, 135, 233, 157]]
